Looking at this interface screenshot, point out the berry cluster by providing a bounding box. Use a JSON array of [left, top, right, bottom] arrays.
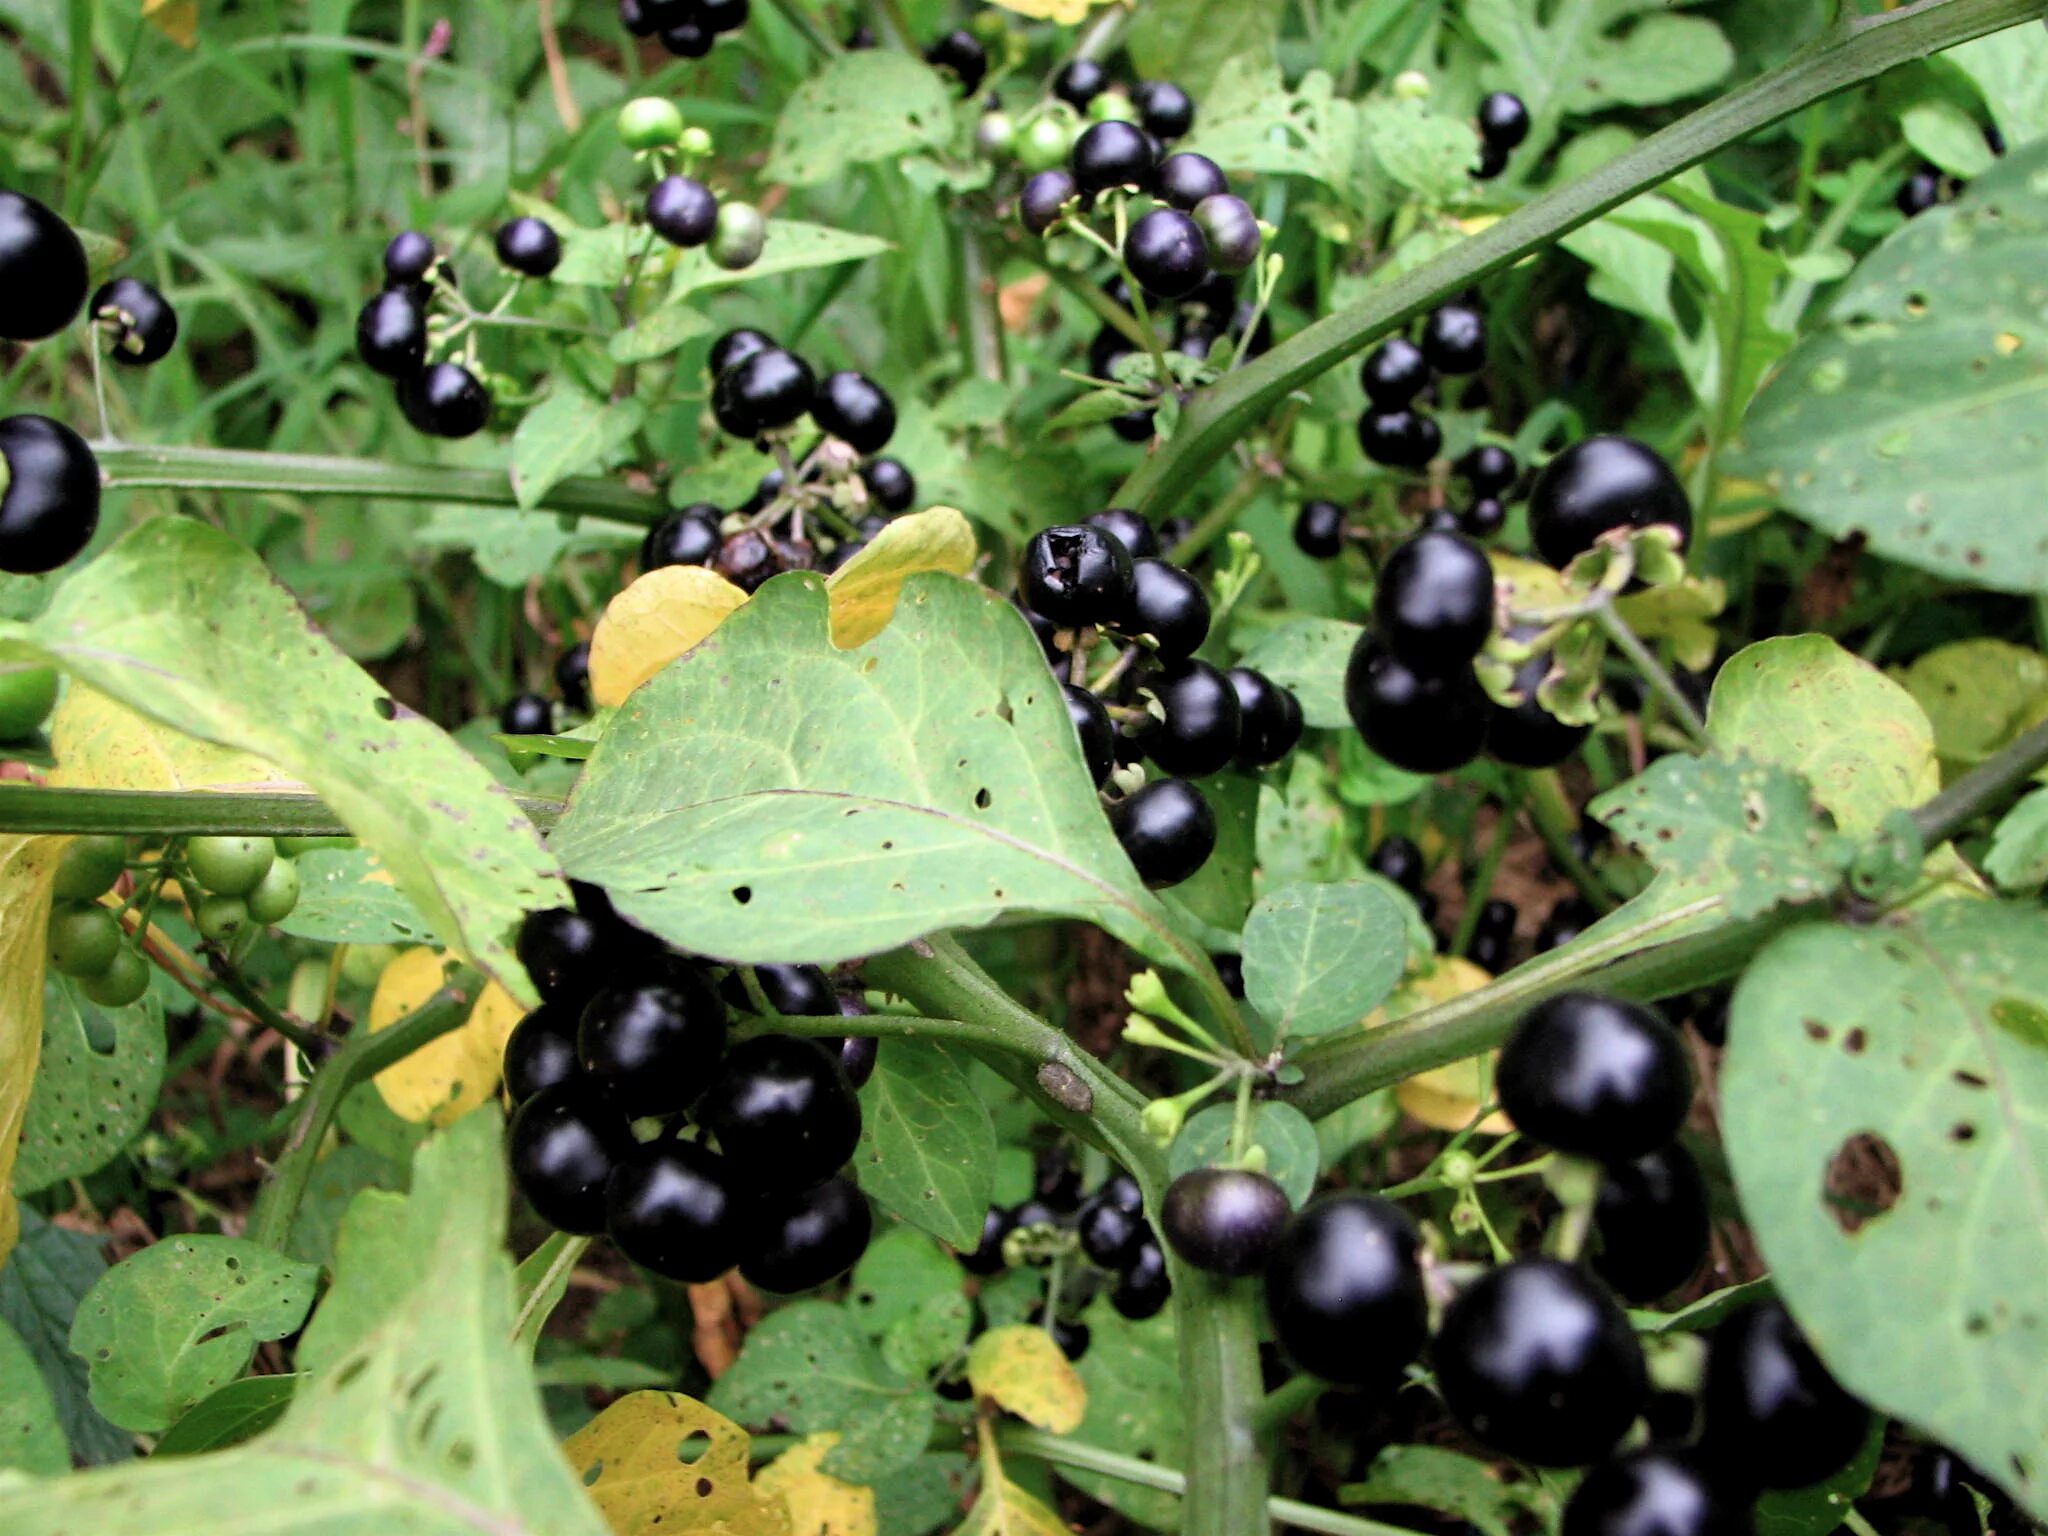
[[1017, 516, 1302, 888], [621, 98, 768, 269], [505, 888, 877, 1293], [355, 231, 494, 439], [1354, 300, 1490, 471], [1472, 91, 1530, 180], [617, 0, 749, 58]]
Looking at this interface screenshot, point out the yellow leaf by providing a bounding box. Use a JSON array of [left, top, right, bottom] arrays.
[[967, 1324, 1087, 1434], [756, 1435, 876, 1536], [986, 0, 1111, 21], [0, 835, 66, 1270], [1370, 956, 1513, 1135], [143, 0, 199, 47], [1616, 577, 1728, 675], [823, 507, 978, 650], [588, 565, 750, 709], [368, 948, 508, 1126], [958, 1476, 1072, 1536], [562, 1390, 793, 1536], [47, 685, 279, 792]]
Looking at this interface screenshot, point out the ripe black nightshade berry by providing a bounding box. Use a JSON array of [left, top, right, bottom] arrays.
[[605, 1139, 755, 1283], [619, 0, 657, 35], [494, 216, 562, 277], [1077, 1191, 1147, 1268], [1113, 1240, 1171, 1319], [1192, 194, 1260, 276], [1345, 634, 1490, 773], [1109, 777, 1216, 888], [1423, 303, 1487, 373], [1265, 1193, 1427, 1387], [1064, 684, 1116, 787], [398, 362, 492, 439], [1123, 559, 1211, 661], [855, 457, 913, 514], [1358, 408, 1442, 469], [723, 961, 837, 1017], [555, 641, 591, 713], [1137, 659, 1242, 777], [91, 277, 177, 365], [642, 506, 722, 570], [508, 1083, 629, 1236], [648, 175, 719, 247], [1896, 165, 1945, 218], [383, 230, 436, 288], [503, 1003, 580, 1103], [709, 327, 773, 379], [1293, 499, 1347, 558], [1490, 651, 1591, 768], [1459, 443, 1519, 498], [1086, 506, 1159, 560], [1020, 525, 1136, 628], [1161, 1167, 1291, 1277], [1701, 1302, 1869, 1491], [1593, 1144, 1710, 1303], [1134, 80, 1195, 140], [1124, 208, 1209, 299], [1436, 1258, 1648, 1466], [0, 416, 101, 576], [712, 346, 816, 439], [1563, 1449, 1750, 1536], [1462, 497, 1507, 539], [743, 1176, 872, 1293], [1374, 528, 1495, 671], [923, 30, 987, 95], [961, 1205, 1012, 1275], [661, 21, 712, 57], [1370, 835, 1425, 893], [517, 905, 612, 1004], [0, 190, 87, 341], [1228, 668, 1304, 769], [500, 692, 552, 736], [356, 289, 427, 378], [700, 0, 748, 32], [1110, 408, 1156, 442], [837, 1032, 879, 1088], [1360, 337, 1431, 408], [1054, 58, 1108, 109], [1529, 436, 1692, 568], [696, 1033, 861, 1192], [1496, 992, 1693, 1162], [579, 969, 729, 1117], [813, 371, 896, 454], [1156, 152, 1229, 211], [1020, 170, 1079, 236], [1072, 120, 1156, 195], [1477, 92, 1531, 151]]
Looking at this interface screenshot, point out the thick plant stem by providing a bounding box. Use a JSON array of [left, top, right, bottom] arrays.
[[1911, 714, 2048, 845], [961, 228, 1007, 384], [92, 442, 669, 526], [0, 785, 565, 835], [1112, 0, 2048, 519], [1172, 1271, 1271, 1536]]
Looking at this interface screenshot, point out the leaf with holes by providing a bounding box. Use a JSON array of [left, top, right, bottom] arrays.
[[68, 1237, 319, 1433], [846, 1229, 964, 1339], [1242, 880, 1408, 1040], [562, 1390, 792, 1536], [851, 1041, 994, 1252], [1063, 1298, 1185, 1531], [1733, 139, 2048, 596], [0, 1315, 64, 1475], [12, 978, 164, 1193], [551, 572, 1213, 982], [0, 1207, 128, 1465], [1724, 901, 2048, 1520], [765, 50, 957, 186]]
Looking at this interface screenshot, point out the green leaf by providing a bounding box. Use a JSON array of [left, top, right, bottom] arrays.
[[1896, 639, 2048, 775], [1237, 618, 1362, 730], [15, 520, 567, 1001], [1064, 1298, 1185, 1531], [1169, 1101, 1321, 1206], [0, 1315, 65, 1475], [1947, 25, 2048, 148], [708, 1299, 937, 1482], [1589, 754, 1855, 920], [552, 573, 1211, 981], [1903, 98, 1997, 180], [284, 1144, 403, 1273], [2, 1112, 612, 1535], [1340, 1443, 1552, 1536], [764, 50, 957, 186], [846, 1228, 966, 1339], [1724, 901, 2048, 1521], [1733, 139, 2048, 596], [607, 300, 711, 365], [274, 849, 434, 945], [852, 1041, 995, 1251], [12, 978, 164, 1192], [1162, 771, 1259, 942], [151, 1375, 297, 1457], [1181, 60, 1358, 185], [1986, 788, 2048, 892], [1241, 880, 1407, 1040], [509, 389, 645, 511], [1467, 0, 1733, 120], [1361, 99, 1479, 204], [69, 1236, 319, 1433], [0, 1207, 129, 1465], [872, 1453, 972, 1536], [1046, 390, 1147, 433], [667, 220, 892, 301], [1127, 0, 1280, 101]]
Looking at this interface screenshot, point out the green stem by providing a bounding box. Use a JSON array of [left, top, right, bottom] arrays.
[[961, 227, 1007, 385], [1171, 1271, 1271, 1536], [1523, 768, 1616, 911], [759, 0, 839, 56], [1112, 0, 2047, 519], [246, 975, 479, 1250], [1448, 784, 1524, 959], [0, 785, 565, 836], [205, 952, 324, 1055], [1252, 1371, 1326, 1437], [1911, 714, 2048, 845], [1592, 600, 1711, 750], [91, 443, 668, 527]]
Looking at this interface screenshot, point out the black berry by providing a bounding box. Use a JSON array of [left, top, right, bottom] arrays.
[[383, 229, 436, 287], [642, 506, 723, 569], [1477, 92, 1531, 151], [1424, 303, 1487, 373], [1374, 528, 1495, 671], [1462, 496, 1508, 539], [923, 30, 987, 95], [508, 1083, 629, 1236], [1228, 668, 1304, 769], [356, 289, 427, 378], [696, 1033, 861, 1192], [1360, 337, 1431, 408], [1293, 499, 1347, 558], [1134, 80, 1195, 140], [1065, 684, 1116, 787], [1125, 208, 1209, 299], [648, 175, 719, 247], [1459, 443, 1519, 497], [1529, 436, 1692, 568], [1109, 777, 1216, 888], [723, 961, 836, 1017], [712, 346, 816, 438], [1086, 506, 1158, 559], [700, 0, 748, 33], [605, 1139, 755, 1282], [1496, 991, 1693, 1162], [1113, 1240, 1171, 1318], [1192, 194, 1260, 276], [1369, 835, 1425, 893], [837, 1031, 879, 1089], [0, 415, 101, 575], [517, 905, 613, 1004], [1077, 1191, 1147, 1268], [555, 642, 591, 713], [709, 326, 774, 378], [1020, 524, 1136, 628], [578, 968, 729, 1117], [0, 190, 87, 342], [1563, 1449, 1750, 1536], [1123, 558, 1211, 661], [1265, 1193, 1427, 1387], [1072, 120, 1156, 195], [503, 1003, 580, 1103], [1054, 59, 1108, 110], [1157, 152, 1228, 211], [1161, 1167, 1290, 1277], [861, 457, 916, 513], [1701, 1301, 1869, 1491], [1358, 407, 1443, 469], [500, 692, 552, 736], [1593, 1144, 1710, 1303], [494, 216, 562, 277], [813, 371, 896, 453], [1539, 895, 1598, 953], [398, 362, 492, 439], [743, 1176, 872, 1293], [961, 1205, 1012, 1275], [1896, 165, 1945, 218], [1020, 170, 1078, 236], [1489, 651, 1590, 768], [661, 21, 711, 56], [1136, 658, 1242, 777], [1344, 634, 1489, 773], [91, 277, 177, 366]]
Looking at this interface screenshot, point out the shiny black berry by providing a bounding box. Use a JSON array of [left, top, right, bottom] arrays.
[[1563, 1449, 1751, 1536], [1701, 1302, 1869, 1491], [1020, 170, 1078, 236], [1424, 303, 1487, 373], [1529, 436, 1692, 568], [923, 30, 987, 94], [1459, 443, 1519, 497], [709, 326, 773, 378], [1293, 499, 1347, 558], [1477, 92, 1531, 151], [500, 692, 551, 735], [503, 1003, 580, 1103], [1360, 337, 1431, 408], [1137, 659, 1242, 776], [1437, 1258, 1648, 1466], [961, 1205, 1012, 1275], [1020, 524, 1137, 628], [661, 21, 711, 56], [1072, 120, 1156, 195], [1122, 558, 1211, 661], [1192, 194, 1260, 276], [517, 905, 613, 1004], [1077, 1192, 1146, 1268], [1896, 165, 1945, 218], [509, 1083, 629, 1235], [1497, 992, 1693, 1162], [1054, 58, 1107, 109], [398, 362, 492, 439], [648, 175, 718, 247], [1229, 668, 1304, 769], [1539, 895, 1598, 953], [579, 968, 729, 1117], [1086, 506, 1159, 559], [1593, 1144, 1710, 1303], [1490, 651, 1590, 768], [1462, 496, 1508, 539], [1113, 1240, 1171, 1318], [0, 416, 101, 575], [1369, 835, 1425, 893], [606, 1139, 754, 1282], [1265, 1193, 1427, 1387], [555, 642, 591, 713], [696, 1033, 861, 1192], [494, 216, 561, 277], [642, 506, 722, 569], [1125, 208, 1209, 299], [1157, 152, 1228, 211], [1374, 528, 1495, 671], [862, 457, 916, 513], [1344, 633, 1489, 774], [91, 277, 177, 365], [1065, 684, 1116, 787], [813, 371, 896, 453], [723, 961, 836, 1017], [837, 1031, 879, 1089], [383, 229, 436, 287], [1109, 777, 1216, 888], [0, 190, 87, 342], [743, 1176, 873, 1293], [1110, 407, 1156, 442], [712, 346, 816, 439], [356, 288, 427, 378], [1134, 80, 1195, 140], [1161, 1167, 1290, 1277], [1358, 408, 1442, 469], [700, 0, 747, 33]]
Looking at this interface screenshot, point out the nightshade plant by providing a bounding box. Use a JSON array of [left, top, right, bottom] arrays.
[[0, 3, 2046, 1536]]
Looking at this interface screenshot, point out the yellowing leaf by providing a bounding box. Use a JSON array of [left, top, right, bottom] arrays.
[[368, 949, 508, 1126], [966, 1324, 1087, 1434], [589, 565, 749, 708], [47, 685, 279, 792], [1370, 956, 1513, 1135], [0, 835, 65, 1270], [987, 0, 1110, 21], [1616, 576, 1728, 675], [562, 1390, 793, 1536], [756, 1435, 876, 1536], [958, 1475, 1072, 1536], [143, 0, 199, 47], [823, 507, 977, 649]]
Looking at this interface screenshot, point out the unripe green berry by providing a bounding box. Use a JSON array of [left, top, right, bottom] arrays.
[[976, 111, 1017, 160], [53, 836, 128, 902], [81, 948, 149, 1008], [0, 665, 58, 740], [185, 835, 274, 897], [195, 893, 250, 944], [1088, 91, 1137, 123], [245, 856, 301, 925], [47, 904, 123, 979], [1016, 115, 1073, 173], [618, 96, 685, 152], [708, 202, 767, 271], [678, 126, 714, 158], [1393, 69, 1432, 100]]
